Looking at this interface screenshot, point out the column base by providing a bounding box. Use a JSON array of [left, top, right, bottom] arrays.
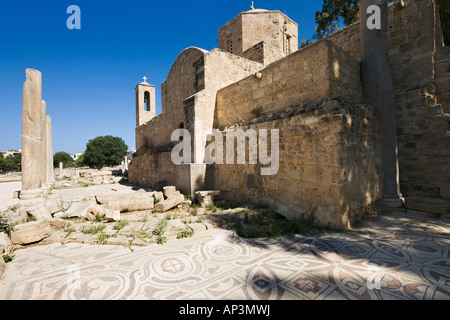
[[19, 188, 44, 200], [381, 197, 405, 208]]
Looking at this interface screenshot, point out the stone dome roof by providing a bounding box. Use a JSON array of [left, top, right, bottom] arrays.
[[246, 8, 270, 13]]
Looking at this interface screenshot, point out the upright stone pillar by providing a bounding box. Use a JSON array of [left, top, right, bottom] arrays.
[[41, 100, 48, 187], [21, 69, 43, 200], [46, 116, 54, 183], [360, 0, 404, 207]]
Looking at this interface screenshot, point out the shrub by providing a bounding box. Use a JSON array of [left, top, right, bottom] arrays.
[[53, 152, 74, 168], [75, 153, 85, 167], [83, 135, 128, 169]]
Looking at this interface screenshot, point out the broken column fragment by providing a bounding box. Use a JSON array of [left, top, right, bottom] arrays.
[[196, 190, 220, 207], [155, 188, 185, 212], [95, 192, 154, 212]]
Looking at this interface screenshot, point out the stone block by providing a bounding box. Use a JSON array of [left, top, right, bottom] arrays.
[[0, 259, 5, 278], [10, 220, 52, 245], [0, 232, 11, 254], [48, 218, 67, 229], [155, 193, 185, 213], [26, 202, 52, 221], [196, 190, 220, 207], [46, 199, 60, 215], [106, 209, 121, 222], [95, 193, 154, 212], [187, 223, 207, 234], [163, 186, 177, 199], [405, 197, 450, 214], [54, 201, 96, 219]]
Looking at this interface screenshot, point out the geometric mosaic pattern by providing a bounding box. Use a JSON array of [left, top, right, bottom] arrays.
[[1, 212, 449, 300]]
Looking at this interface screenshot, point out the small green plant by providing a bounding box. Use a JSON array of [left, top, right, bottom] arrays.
[[142, 211, 149, 223], [177, 228, 194, 239], [153, 195, 161, 204], [190, 208, 198, 216], [27, 215, 37, 222], [153, 218, 168, 236], [64, 223, 76, 238], [95, 231, 112, 244], [206, 204, 217, 213], [81, 183, 90, 188], [156, 235, 167, 245], [0, 212, 14, 235], [113, 219, 129, 231], [197, 216, 204, 223], [126, 239, 135, 252], [94, 214, 106, 223], [8, 204, 20, 213], [3, 251, 15, 263], [184, 194, 191, 201], [81, 224, 106, 235], [133, 228, 153, 241]]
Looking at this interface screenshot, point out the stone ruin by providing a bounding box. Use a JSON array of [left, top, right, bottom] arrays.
[[128, 0, 450, 229], [20, 69, 54, 200]]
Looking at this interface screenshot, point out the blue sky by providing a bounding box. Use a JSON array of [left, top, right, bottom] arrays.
[[0, 0, 324, 155]]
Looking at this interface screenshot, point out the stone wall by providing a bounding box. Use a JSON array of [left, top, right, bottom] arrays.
[[209, 98, 381, 230], [130, 48, 263, 189], [128, 149, 176, 189], [241, 41, 265, 64], [324, 0, 450, 199], [435, 46, 450, 113], [215, 41, 362, 128], [218, 10, 298, 66]]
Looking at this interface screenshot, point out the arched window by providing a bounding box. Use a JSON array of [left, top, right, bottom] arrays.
[[144, 91, 151, 111]]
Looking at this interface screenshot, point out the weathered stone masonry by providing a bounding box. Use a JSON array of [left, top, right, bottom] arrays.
[[129, 0, 449, 229]]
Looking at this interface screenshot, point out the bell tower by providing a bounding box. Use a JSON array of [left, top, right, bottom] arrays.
[[136, 77, 156, 127]]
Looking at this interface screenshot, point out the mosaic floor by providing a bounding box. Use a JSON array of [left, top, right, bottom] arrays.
[[1, 212, 449, 300]]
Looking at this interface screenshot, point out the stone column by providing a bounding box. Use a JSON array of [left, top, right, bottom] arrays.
[[21, 69, 43, 200], [41, 100, 48, 187], [46, 116, 54, 183], [360, 0, 404, 207]]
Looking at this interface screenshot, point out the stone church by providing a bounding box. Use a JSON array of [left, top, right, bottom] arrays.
[[129, 0, 449, 229]]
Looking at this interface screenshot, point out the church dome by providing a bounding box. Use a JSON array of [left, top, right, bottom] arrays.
[[246, 8, 269, 13]]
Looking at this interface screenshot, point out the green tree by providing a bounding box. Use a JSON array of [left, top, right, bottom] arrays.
[[75, 153, 85, 167], [0, 155, 4, 172], [53, 152, 74, 168], [313, 0, 361, 40], [83, 136, 128, 169], [305, 0, 448, 44], [1, 154, 21, 172]]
